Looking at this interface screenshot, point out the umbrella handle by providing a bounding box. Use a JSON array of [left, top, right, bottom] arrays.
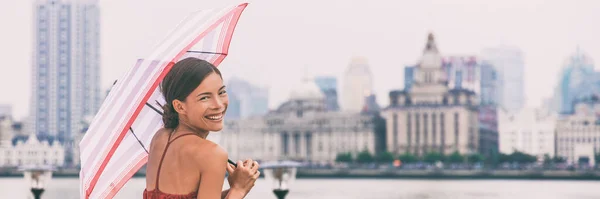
[[228, 159, 237, 167]]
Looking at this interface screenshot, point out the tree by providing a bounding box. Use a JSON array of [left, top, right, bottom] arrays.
[[467, 153, 485, 163], [376, 151, 395, 163], [447, 151, 464, 163], [423, 152, 444, 164], [543, 154, 552, 165], [356, 150, 374, 163], [509, 151, 537, 164], [499, 153, 511, 163], [335, 152, 353, 163], [552, 156, 566, 163], [398, 152, 418, 163]]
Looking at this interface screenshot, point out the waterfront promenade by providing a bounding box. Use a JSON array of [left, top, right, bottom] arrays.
[[2, 167, 600, 180]]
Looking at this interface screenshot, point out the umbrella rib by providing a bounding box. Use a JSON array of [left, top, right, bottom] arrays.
[[145, 102, 164, 115], [186, 50, 228, 55], [129, 127, 149, 154]]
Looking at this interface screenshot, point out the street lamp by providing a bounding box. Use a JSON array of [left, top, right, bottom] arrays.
[[261, 161, 303, 199], [19, 165, 54, 199]]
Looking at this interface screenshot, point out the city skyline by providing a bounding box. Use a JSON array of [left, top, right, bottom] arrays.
[[1, 0, 600, 120]]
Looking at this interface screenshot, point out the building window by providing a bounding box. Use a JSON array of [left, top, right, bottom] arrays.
[[454, 112, 459, 149], [416, 113, 420, 153], [294, 133, 300, 155], [305, 133, 312, 157], [432, 113, 437, 147], [407, 113, 412, 150], [282, 133, 289, 155], [424, 113, 428, 152], [440, 113, 446, 152], [393, 113, 398, 151]]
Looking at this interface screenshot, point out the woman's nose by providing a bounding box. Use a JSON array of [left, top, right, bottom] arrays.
[[212, 97, 225, 109]]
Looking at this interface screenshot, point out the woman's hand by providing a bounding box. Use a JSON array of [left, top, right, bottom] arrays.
[[226, 159, 260, 197]]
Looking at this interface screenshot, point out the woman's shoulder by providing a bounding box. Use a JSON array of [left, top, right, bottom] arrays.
[[182, 139, 228, 167]]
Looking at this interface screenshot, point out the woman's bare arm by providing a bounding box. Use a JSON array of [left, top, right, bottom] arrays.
[[194, 144, 244, 199]]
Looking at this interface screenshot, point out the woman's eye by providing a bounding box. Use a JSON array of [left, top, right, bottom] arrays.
[[200, 96, 209, 101], [219, 90, 227, 95]]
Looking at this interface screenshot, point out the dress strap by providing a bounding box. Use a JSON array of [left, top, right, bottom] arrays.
[[155, 131, 198, 191]]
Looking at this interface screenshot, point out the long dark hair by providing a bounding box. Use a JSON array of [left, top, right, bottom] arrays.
[[160, 57, 222, 129]]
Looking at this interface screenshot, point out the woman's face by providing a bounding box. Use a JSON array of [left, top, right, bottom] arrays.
[[177, 72, 228, 132]]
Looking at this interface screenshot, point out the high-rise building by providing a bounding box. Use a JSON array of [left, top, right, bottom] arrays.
[[314, 76, 340, 111], [0, 105, 12, 119], [226, 77, 269, 118], [481, 46, 525, 112], [342, 57, 373, 112], [550, 48, 598, 114], [30, 0, 101, 145], [498, 108, 556, 157]]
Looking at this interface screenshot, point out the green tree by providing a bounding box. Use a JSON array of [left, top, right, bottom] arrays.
[[356, 150, 374, 163], [423, 152, 444, 164], [499, 153, 510, 163], [552, 156, 566, 163], [509, 151, 537, 164], [335, 152, 353, 163], [398, 152, 418, 163], [543, 154, 552, 165], [376, 151, 395, 163], [447, 151, 464, 163], [467, 153, 485, 163]]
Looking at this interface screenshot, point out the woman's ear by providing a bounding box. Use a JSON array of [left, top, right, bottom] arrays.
[[172, 99, 186, 115]]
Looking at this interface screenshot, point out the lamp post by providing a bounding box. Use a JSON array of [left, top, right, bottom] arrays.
[[20, 165, 54, 199], [261, 161, 303, 199]]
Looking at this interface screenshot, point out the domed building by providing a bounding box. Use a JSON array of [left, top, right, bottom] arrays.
[[218, 77, 383, 164], [382, 33, 497, 158]]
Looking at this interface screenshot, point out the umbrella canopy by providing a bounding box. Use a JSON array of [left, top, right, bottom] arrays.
[[79, 3, 248, 199]]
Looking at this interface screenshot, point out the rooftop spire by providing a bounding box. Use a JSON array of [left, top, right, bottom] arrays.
[[424, 32, 438, 53]]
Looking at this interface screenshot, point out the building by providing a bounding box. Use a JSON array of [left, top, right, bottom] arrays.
[[404, 56, 500, 158], [0, 117, 14, 148], [498, 108, 557, 157], [555, 96, 600, 163], [549, 48, 598, 114], [404, 66, 415, 90], [219, 77, 379, 164], [0, 134, 65, 168], [226, 77, 269, 119], [480, 46, 525, 112], [382, 33, 483, 157], [30, 0, 102, 146], [342, 56, 374, 112], [0, 105, 11, 119], [314, 76, 340, 111]]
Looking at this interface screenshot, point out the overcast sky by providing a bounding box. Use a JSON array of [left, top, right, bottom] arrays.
[[1, 0, 599, 120]]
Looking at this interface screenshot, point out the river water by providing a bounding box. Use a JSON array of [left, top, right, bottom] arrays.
[[1, 177, 600, 199]]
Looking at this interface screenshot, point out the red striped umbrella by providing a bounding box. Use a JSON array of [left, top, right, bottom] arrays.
[[78, 3, 248, 198]]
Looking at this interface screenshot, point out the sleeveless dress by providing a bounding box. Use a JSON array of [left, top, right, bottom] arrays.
[[144, 132, 199, 199]]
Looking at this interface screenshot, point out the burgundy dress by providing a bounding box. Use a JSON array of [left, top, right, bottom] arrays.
[[144, 133, 199, 199]]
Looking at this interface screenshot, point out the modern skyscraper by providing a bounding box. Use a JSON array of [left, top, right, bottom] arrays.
[[481, 46, 525, 112], [342, 57, 373, 112], [314, 76, 340, 111], [30, 0, 101, 144], [550, 48, 597, 114], [226, 77, 269, 118]]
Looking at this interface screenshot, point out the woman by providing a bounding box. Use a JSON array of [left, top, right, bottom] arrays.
[[144, 57, 260, 199]]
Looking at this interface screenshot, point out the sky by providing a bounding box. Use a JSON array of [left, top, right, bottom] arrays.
[[1, 0, 599, 120]]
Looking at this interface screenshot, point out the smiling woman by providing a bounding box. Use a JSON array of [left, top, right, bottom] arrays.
[[144, 57, 260, 199]]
